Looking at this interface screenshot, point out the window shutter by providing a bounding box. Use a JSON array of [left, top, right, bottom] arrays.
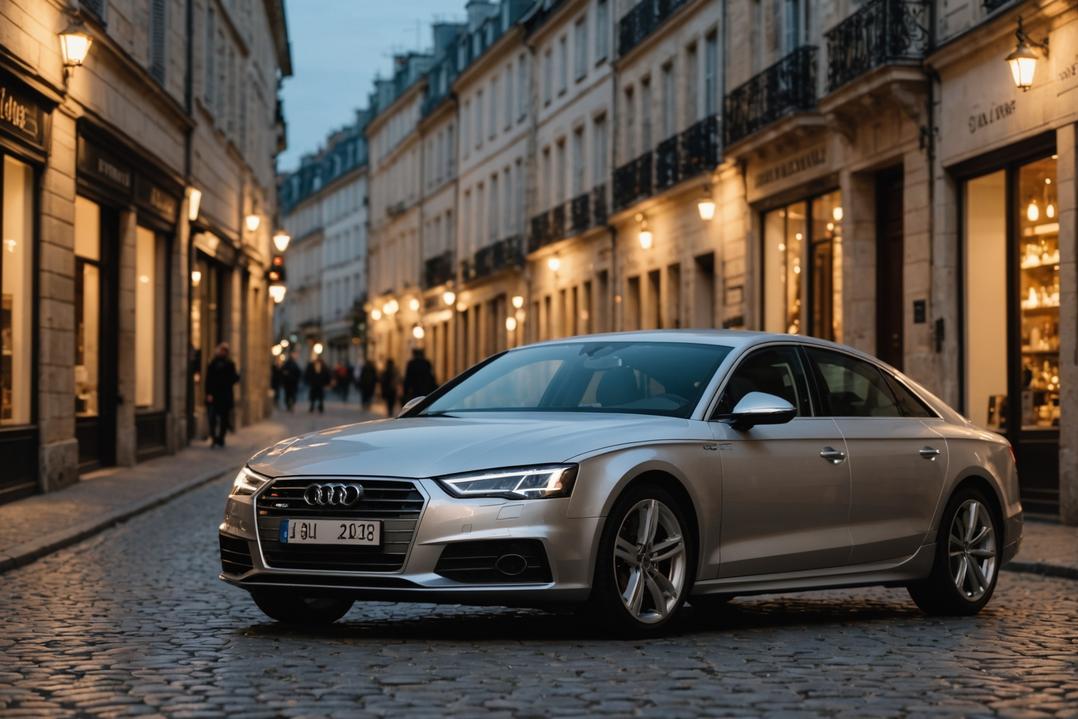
[[149, 0, 167, 83]]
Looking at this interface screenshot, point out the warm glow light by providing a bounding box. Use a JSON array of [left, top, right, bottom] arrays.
[[313, 342, 324, 355], [191, 270, 202, 286], [280, 339, 290, 348], [272, 231, 291, 253], [505, 316, 518, 332], [639, 229, 653, 250], [697, 199, 716, 221], [547, 256, 561, 272], [1027, 200, 1040, 222], [271, 345, 283, 357], [59, 24, 93, 67], [511, 295, 524, 309], [515, 309, 526, 322], [832, 206, 844, 222], [1046, 203, 1056, 219], [371, 308, 383, 321], [456, 301, 467, 312], [268, 284, 287, 303], [187, 188, 202, 222], [1006, 19, 1046, 91], [442, 290, 456, 306], [383, 299, 399, 315], [245, 214, 261, 232], [412, 324, 425, 340], [408, 297, 421, 312], [138, 275, 150, 285]]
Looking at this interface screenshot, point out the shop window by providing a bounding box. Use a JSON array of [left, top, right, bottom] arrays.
[[75, 197, 101, 419], [762, 190, 842, 340], [1, 157, 33, 426], [135, 227, 167, 410]]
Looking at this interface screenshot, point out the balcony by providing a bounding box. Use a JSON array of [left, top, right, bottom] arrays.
[[464, 235, 524, 283], [655, 136, 680, 191], [570, 192, 591, 233], [724, 46, 818, 148], [613, 152, 653, 211], [423, 250, 454, 289], [825, 0, 930, 93], [592, 183, 608, 226], [679, 115, 720, 179], [530, 212, 552, 252], [528, 188, 610, 254], [618, 0, 691, 57]]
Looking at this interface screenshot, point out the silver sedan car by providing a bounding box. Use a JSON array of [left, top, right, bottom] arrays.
[[219, 331, 1022, 635]]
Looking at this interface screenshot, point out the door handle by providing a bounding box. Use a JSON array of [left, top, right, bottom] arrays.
[[919, 446, 941, 460], [819, 447, 846, 464]]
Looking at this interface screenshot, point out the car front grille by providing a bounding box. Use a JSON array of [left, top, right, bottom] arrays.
[[255, 478, 425, 572]]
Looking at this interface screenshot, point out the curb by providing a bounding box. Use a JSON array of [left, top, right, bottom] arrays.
[[1002, 561, 1078, 581], [0, 465, 235, 575]]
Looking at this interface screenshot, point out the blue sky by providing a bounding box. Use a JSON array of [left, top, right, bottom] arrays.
[[279, 0, 464, 171]]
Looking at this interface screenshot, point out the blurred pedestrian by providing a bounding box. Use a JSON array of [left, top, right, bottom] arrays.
[[380, 358, 400, 416], [281, 352, 300, 411], [205, 342, 240, 448], [271, 359, 283, 408], [403, 348, 437, 402], [305, 356, 331, 413], [334, 361, 351, 401], [356, 357, 377, 411]]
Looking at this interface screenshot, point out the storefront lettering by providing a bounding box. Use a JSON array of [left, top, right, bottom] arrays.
[[0, 78, 45, 149], [1059, 54, 1078, 84], [753, 147, 827, 188], [968, 100, 1016, 135], [96, 156, 131, 189]]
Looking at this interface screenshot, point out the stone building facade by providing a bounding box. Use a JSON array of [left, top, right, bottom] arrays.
[[0, 0, 290, 505], [358, 0, 1075, 522]]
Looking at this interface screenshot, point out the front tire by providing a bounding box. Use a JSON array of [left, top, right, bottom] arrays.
[[908, 487, 1000, 616], [586, 484, 695, 636], [250, 591, 353, 625]]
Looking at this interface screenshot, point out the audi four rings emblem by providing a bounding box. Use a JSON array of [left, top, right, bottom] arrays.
[[303, 483, 364, 507]]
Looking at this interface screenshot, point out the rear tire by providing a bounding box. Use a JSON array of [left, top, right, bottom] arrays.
[[908, 487, 1000, 616], [250, 591, 353, 625], [584, 483, 696, 637]]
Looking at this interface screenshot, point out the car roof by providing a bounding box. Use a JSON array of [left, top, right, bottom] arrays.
[[520, 329, 875, 359]]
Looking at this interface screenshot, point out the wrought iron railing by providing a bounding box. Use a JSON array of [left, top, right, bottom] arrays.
[[466, 235, 524, 282], [618, 0, 692, 57], [982, 0, 1014, 11], [655, 136, 679, 191], [570, 193, 591, 233], [423, 250, 454, 289], [530, 212, 552, 252], [613, 152, 653, 211], [592, 183, 608, 226], [551, 203, 566, 239], [679, 115, 720, 178], [724, 46, 817, 147], [825, 0, 930, 93]]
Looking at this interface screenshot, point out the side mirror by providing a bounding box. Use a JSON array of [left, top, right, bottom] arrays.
[[398, 396, 425, 417], [722, 391, 796, 431]]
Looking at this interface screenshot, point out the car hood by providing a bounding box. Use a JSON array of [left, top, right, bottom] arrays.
[[247, 413, 686, 478]]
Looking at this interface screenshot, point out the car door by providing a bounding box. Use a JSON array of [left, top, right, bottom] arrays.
[[710, 345, 852, 578], [804, 347, 948, 565]]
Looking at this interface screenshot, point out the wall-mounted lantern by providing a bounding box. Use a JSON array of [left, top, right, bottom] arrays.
[[1006, 17, 1049, 92], [59, 20, 93, 80], [272, 231, 291, 253]]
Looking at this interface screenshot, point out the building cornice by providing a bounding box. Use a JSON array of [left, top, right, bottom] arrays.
[[452, 26, 525, 92], [366, 79, 427, 137]]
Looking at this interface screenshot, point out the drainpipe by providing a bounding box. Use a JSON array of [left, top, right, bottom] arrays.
[[183, 0, 195, 442]]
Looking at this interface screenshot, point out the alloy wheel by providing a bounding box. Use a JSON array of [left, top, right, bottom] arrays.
[[948, 499, 997, 601], [613, 498, 687, 624]]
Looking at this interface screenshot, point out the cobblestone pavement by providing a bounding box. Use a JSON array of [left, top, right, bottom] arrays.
[[3, 475, 1077, 719]]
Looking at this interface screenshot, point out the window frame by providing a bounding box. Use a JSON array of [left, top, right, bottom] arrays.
[[707, 343, 816, 420], [803, 345, 940, 419]]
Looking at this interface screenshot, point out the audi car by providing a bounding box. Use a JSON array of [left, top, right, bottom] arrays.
[[219, 331, 1022, 635]]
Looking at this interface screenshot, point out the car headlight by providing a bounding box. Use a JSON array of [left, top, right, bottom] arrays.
[[230, 467, 269, 496], [436, 465, 578, 500]]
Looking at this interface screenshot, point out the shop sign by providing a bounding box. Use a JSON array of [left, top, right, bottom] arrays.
[[968, 100, 1017, 135], [747, 142, 832, 202], [753, 146, 827, 188], [0, 72, 47, 152], [135, 176, 178, 223], [78, 134, 181, 224], [78, 137, 133, 192]]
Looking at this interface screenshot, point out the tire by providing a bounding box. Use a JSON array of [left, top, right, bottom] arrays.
[[908, 486, 1001, 616], [585, 483, 696, 636], [250, 591, 354, 625]]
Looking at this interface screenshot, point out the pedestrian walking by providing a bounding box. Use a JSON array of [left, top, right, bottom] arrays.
[[380, 358, 400, 416], [205, 342, 240, 448], [281, 352, 300, 411], [334, 361, 351, 402], [403, 348, 437, 403], [356, 357, 377, 411], [305, 356, 331, 413], [271, 359, 283, 408]]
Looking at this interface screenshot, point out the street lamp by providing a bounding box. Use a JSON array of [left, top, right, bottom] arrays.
[[1006, 17, 1048, 92], [511, 295, 524, 309], [268, 283, 287, 303], [245, 214, 261, 232], [272, 231, 291, 253], [412, 324, 425, 340], [59, 20, 93, 76], [505, 316, 517, 332], [697, 187, 716, 221], [313, 342, 324, 355], [187, 188, 202, 222], [442, 290, 456, 306]]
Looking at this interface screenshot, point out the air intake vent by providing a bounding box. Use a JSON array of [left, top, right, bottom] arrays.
[[435, 539, 552, 584]]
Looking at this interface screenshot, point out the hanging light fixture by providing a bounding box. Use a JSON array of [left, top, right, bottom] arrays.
[[511, 295, 524, 309], [59, 20, 93, 73], [412, 324, 425, 340], [1026, 200, 1040, 222], [1005, 17, 1049, 92], [442, 290, 456, 306], [272, 231, 291, 253], [245, 214, 261, 232], [697, 187, 716, 221], [187, 188, 203, 222], [268, 283, 287, 303]]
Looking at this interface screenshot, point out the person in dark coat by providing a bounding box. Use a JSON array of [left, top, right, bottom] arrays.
[[271, 359, 283, 408], [403, 348, 437, 403], [380, 359, 400, 416], [280, 353, 300, 411], [356, 358, 377, 411], [205, 342, 240, 448], [305, 356, 331, 413]]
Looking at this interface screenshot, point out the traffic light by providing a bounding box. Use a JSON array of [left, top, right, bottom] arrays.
[[267, 254, 286, 284]]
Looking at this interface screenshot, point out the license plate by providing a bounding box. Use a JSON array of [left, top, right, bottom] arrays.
[[279, 519, 381, 545]]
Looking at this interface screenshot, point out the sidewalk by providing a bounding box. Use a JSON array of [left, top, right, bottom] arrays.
[[0, 400, 378, 573], [1, 405, 1076, 579]]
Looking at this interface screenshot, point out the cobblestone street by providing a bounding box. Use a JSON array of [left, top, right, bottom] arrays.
[[2, 466, 1076, 718]]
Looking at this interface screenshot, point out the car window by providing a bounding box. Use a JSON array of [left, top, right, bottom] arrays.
[[806, 348, 901, 418], [883, 372, 937, 418], [420, 341, 732, 418], [714, 346, 813, 417]]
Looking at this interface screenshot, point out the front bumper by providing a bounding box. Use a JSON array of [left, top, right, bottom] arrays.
[[218, 476, 601, 605]]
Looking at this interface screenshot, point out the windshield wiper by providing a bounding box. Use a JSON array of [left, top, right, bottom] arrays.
[[415, 411, 460, 418]]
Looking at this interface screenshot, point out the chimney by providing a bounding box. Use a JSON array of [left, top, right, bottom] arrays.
[[466, 0, 495, 30]]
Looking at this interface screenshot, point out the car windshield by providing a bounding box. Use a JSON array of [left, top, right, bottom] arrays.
[[418, 341, 732, 418]]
